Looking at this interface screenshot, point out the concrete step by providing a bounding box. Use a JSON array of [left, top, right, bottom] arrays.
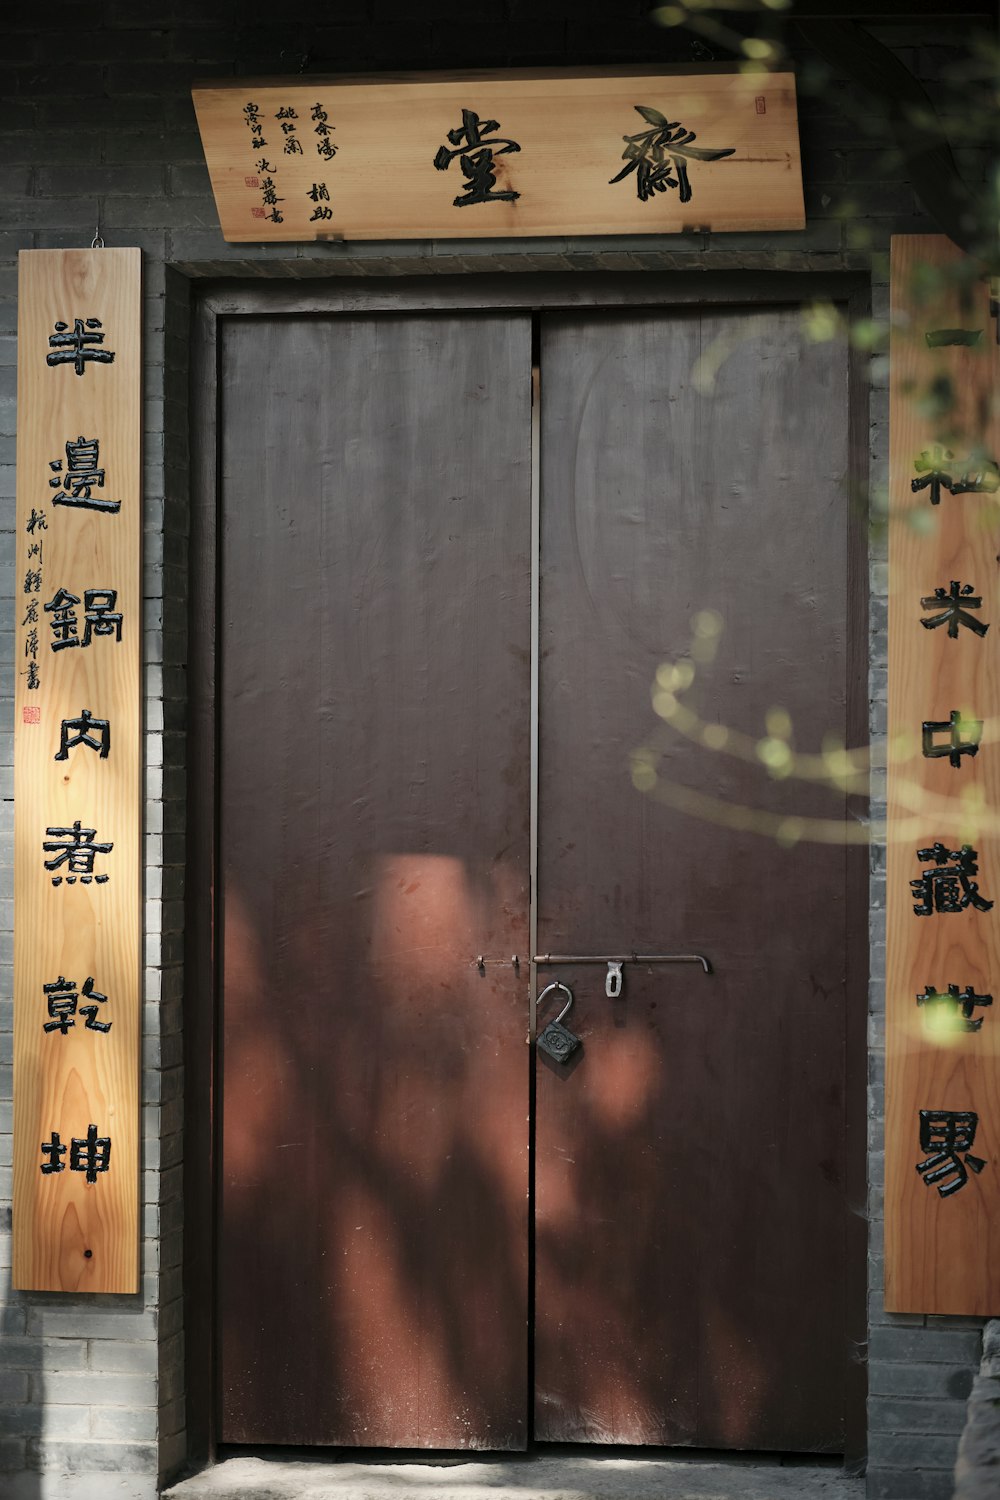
[[164, 1454, 865, 1500]]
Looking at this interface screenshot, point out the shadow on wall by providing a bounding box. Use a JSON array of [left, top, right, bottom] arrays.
[[1, 1253, 42, 1500]]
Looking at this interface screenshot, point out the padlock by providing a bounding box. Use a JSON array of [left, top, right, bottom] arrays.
[[536, 980, 581, 1064]]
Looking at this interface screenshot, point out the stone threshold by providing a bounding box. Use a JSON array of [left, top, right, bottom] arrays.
[[164, 1453, 864, 1500]]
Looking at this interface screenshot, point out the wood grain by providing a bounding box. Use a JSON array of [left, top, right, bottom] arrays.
[[191, 66, 805, 243], [885, 235, 1000, 1314], [13, 249, 141, 1293]]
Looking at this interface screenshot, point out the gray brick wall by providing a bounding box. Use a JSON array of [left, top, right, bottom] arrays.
[[0, 5, 992, 1498]]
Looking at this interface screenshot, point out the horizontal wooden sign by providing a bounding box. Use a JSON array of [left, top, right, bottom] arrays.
[[885, 235, 1000, 1314], [192, 66, 805, 243], [13, 249, 141, 1293]]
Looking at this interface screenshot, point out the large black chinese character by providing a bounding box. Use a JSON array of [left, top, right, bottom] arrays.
[[916, 1110, 986, 1197], [917, 984, 992, 1034], [922, 710, 982, 768], [912, 446, 1000, 505], [70, 1125, 112, 1183], [434, 109, 521, 207], [46, 319, 115, 377], [38, 1125, 112, 1180], [55, 708, 111, 762], [81, 589, 123, 646], [910, 843, 993, 915], [610, 106, 735, 204], [920, 580, 989, 639], [43, 821, 113, 886], [44, 588, 122, 652], [42, 975, 111, 1035], [49, 436, 121, 514]]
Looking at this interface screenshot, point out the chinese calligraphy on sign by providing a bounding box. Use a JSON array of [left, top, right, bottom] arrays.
[[192, 69, 805, 242], [434, 109, 522, 206], [14, 247, 141, 1292], [609, 105, 735, 203], [886, 235, 1000, 1316]]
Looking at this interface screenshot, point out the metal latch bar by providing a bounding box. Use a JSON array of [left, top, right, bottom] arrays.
[[532, 952, 712, 974]]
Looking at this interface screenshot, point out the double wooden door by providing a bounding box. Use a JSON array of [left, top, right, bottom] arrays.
[[207, 289, 864, 1456]]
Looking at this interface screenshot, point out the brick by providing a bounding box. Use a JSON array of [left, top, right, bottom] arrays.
[[90, 1405, 158, 1441], [0, 1337, 87, 1371], [869, 1327, 984, 1364], [0, 1403, 90, 1438], [868, 1469, 958, 1500], [34, 1371, 156, 1408], [872, 1396, 970, 1434], [26, 1306, 156, 1341], [871, 1364, 976, 1400], [870, 1433, 962, 1468], [26, 1438, 157, 1472]]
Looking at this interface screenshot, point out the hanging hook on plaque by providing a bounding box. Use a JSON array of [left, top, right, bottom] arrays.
[[91, 223, 105, 250]]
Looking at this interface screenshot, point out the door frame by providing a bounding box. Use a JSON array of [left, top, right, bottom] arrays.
[[184, 270, 870, 1469]]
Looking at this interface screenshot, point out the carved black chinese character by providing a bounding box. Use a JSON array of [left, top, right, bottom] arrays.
[[610, 106, 735, 204], [55, 708, 111, 762], [42, 975, 111, 1035], [920, 580, 989, 639], [25, 661, 39, 690], [46, 319, 115, 376], [82, 589, 123, 646], [917, 984, 992, 1034], [910, 843, 993, 915], [23, 568, 41, 595], [49, 436, 121, 514], [434, 109, 521, 207], [912, 446, 1000, 505], [24, 627, 38, 661], [22, 598, 39, 627], [916, 1110, 985, 1197], [69, 1124, 112, 1183], [44, 588, 122, 652], [26, 508, 47, 534], [922, 710, 982, 768], [43, 821, 113, 885]]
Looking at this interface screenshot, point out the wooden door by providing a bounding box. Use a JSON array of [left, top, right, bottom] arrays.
[[216, 312, 533, 1449], [206, 287, 862, 1457], [534, 307, 863, 1452]]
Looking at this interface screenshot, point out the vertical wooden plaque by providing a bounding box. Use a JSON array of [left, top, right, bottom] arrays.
[[13, 249, 141, 1293], [886, 235, 1000, 1313]]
